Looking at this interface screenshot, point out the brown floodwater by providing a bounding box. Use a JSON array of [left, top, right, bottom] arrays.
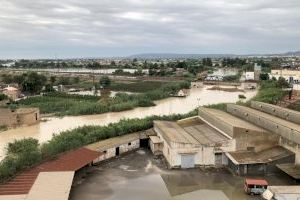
[[69, 149, 294, 200], [0, 86, 257, 159]]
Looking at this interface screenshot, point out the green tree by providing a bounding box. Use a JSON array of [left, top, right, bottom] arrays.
[[260, 73, 269, 81], [73, 76, 80, 84], [21, 72, 47, 94], [99, 76, 111, 88], [0, 94, 8, 101], [50, 76, 56, 84]]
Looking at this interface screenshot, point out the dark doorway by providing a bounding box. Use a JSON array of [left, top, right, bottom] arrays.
[[116, 147, 120, 156], [140, 138, 149, 148]]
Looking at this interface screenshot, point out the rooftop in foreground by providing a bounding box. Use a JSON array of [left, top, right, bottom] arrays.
[[155, 118, 229, 146], [0, 148, 101, 196], [276, 163, 300, 180], [199, 107, 268, 133], [229, 104, 300, 132], [226, 146, 294, 165]]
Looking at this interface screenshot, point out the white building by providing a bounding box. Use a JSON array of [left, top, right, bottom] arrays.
[[153, 117, 233, 168], [245, 72, 255, 80], [269, 69, 300, 84]]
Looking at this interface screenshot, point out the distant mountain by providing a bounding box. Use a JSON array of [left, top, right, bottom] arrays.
[[128, 53, 236, 59], [128, 51, 300, 59], [281, 51, 300, 56]]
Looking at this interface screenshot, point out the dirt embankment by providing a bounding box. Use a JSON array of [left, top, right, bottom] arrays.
[[207, 86, 244, 92]]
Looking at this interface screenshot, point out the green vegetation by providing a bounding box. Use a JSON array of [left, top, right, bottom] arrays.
[[252, 78, 289, 104], [17, 81, 190, 116], [0, 138, 42, 183], [99, 76, 111, 88], [0, 110, 197, 183], [0, 94, 8, 101], [1, 72, 47, 94], [0, 125, 8, 132], [204, 103, 227, 111]]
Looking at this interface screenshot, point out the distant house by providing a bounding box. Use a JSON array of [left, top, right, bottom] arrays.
[[0, 108, 40, 128], [176, 89, 189, 97], [191, 81, 203, 88], [1, 86, 20, 101], [245, 72, 255, 80]]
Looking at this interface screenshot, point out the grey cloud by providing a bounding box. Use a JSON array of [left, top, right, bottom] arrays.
[[0, 0, 300, 58]]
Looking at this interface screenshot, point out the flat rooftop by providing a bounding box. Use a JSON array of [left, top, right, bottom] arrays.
[[155, 118, 229, 146], [226, 146, 294, 165], [267, 186, 300, 194], [26, 172, 74, 200], [154, 121, 199, 145], [180, 118, 229, 145], [276, 163, 300, 180], [199, 108, 267, 133], [85, 133, 141, 152]]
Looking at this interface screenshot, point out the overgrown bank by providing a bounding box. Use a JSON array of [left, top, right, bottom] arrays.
[[0, 109, 197, 183], [17, 81, 190, 116]]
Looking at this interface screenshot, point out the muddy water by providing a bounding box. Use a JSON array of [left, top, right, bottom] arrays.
[[0, 86, 257, 159], [70, 149, 293, 200]]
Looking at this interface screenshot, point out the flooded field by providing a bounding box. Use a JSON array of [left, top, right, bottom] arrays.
[[7, 67, 149, 74], [70, 149, 294, 200], [0, 86, 257, 159]]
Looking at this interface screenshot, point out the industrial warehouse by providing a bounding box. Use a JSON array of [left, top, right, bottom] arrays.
[[0, 101, 299, 199]]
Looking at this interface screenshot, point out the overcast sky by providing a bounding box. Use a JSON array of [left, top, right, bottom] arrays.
[[0, 0, 300, 58]]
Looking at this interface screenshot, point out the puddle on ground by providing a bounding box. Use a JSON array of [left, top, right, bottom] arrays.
[[70, 149, 293, 200]]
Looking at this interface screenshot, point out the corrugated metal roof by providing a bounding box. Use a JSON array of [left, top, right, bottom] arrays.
[[25, 172, 74, 200], [0, 148, 101, 196]]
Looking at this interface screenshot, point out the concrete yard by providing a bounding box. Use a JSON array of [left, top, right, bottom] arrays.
[[69, 149, 295, 200]]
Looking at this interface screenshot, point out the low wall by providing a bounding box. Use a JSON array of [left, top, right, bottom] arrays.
[[0, 108, 39, 127], [0, 108, 17, 127]]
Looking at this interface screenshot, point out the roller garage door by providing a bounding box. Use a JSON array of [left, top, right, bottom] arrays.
[[181, 154, 195, 168]]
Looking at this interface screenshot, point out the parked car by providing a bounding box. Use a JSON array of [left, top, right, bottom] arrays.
[[244, 178, 268, 195]]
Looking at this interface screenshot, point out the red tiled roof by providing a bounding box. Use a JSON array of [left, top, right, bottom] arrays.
[[0, 148, 101, 195], [245, 178, 268, 186]]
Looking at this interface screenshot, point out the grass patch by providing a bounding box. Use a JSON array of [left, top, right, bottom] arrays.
[[0, 125, 8, 132], [251, 80, 288, 104], [204, 103, 227, 111], [17, 81, 190, 116]]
